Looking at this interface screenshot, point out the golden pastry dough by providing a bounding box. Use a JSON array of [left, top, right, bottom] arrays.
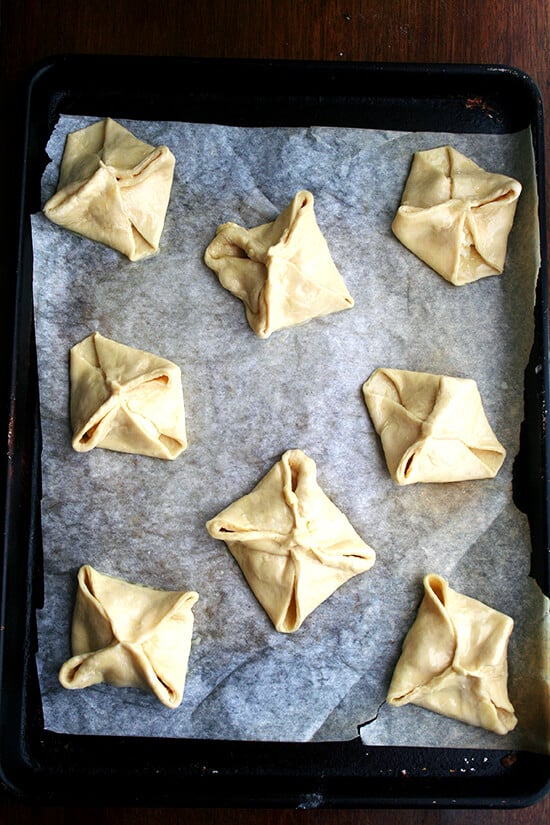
[[59, 565, 198, 709], [206, 449, 375, 632], [204, 190, 354, 338], [43, 117, 175, 261], [70, 331, 187, 459], [387, 574, 517, 735], [363, 367, 505, 484], [392, 146, 521, 285]]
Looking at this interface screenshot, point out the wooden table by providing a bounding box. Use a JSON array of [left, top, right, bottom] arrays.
[[0, 1, 548, 822]]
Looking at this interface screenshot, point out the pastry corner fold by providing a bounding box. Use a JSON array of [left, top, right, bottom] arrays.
[[386, 573, 517, 736], [70, 331, 187, 460], [392, 145, 521, 285], [58, 564, 199, 709], [362, 367, 506, 484], [204, 190, 354, 338], [206, 448, 375, 633], [43, 117, 175, 261]]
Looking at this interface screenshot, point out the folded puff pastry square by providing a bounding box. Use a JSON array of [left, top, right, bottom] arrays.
[[387, 574, 517, 735], [392, 146, 521, 285], [59, 565, 199, 709], [70, 331, 187, 460], [363, 368, 505, 484], [43, 117, 175, 261], [206, 449, 376, 633], [204, 190, 354, 338]]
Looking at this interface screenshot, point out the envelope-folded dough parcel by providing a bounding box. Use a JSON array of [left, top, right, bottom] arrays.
[[43, 117, 175, 261], [363, 367, 506, 485], [206, 449, 376, 633], [204, 190, 354, 338], [70, 331, 187, 459], [386, 573, 517, 735], [58, 565, 199, 709], [392, 145, 521, 285]]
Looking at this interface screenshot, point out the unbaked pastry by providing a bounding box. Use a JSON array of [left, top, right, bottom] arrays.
[[70, 331, 187, 459], [59, 565, 198, 709], [387, 573, 517, 735], [206, 449, 375, 632], [204, 190, 354, 338], [43, 117, 175, 261], [392, 145, 521, 285], [363, 367, 505, 484]]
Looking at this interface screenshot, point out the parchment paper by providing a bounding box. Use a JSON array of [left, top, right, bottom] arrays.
[[31, 116, 549, 752]]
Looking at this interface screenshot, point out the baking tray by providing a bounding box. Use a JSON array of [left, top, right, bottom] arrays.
[[1, 55, 549, 808]]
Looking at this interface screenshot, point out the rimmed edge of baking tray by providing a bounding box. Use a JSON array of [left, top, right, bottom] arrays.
[[1, 55, 549, 808]]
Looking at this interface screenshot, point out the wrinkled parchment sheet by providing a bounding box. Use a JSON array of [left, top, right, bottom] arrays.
[[31, 116, 549, 753]]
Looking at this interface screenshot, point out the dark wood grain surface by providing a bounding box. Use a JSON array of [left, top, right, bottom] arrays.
[[1, 1, 548, 822]]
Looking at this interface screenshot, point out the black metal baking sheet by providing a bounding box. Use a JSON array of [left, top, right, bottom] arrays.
[[1, 55, 549, 808]]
